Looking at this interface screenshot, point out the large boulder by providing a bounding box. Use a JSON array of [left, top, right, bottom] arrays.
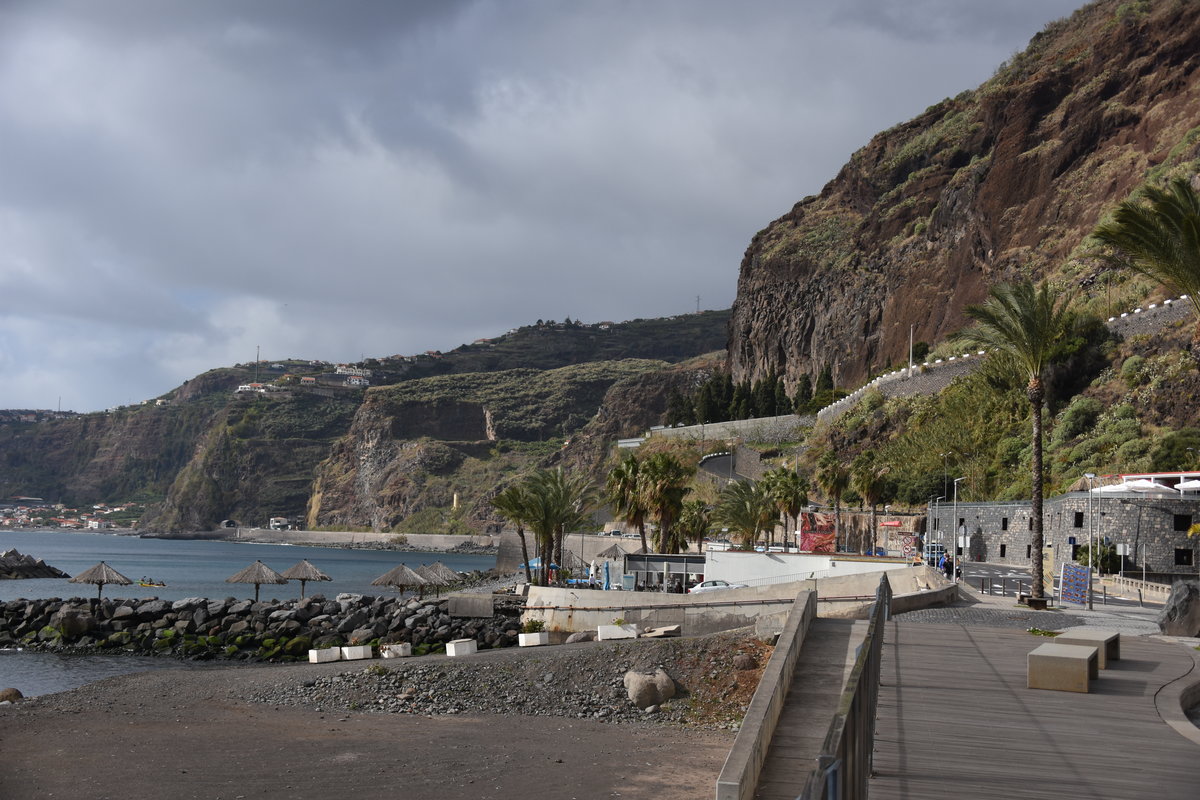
[[1157, 580, 1200, 637], [0, 687, 23, 703], [623, 668, 677, 710], [49, 608, 95, 639]]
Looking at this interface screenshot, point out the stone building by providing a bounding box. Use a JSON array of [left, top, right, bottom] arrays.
[[927, 474, 1200, 583]]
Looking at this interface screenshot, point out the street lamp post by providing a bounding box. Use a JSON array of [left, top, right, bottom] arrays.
[[930, 495, 945, 564], [952, 477, 965, 581], [1084, 473, 1096, 610]]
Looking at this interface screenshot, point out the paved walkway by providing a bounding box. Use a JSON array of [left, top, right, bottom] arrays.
[[870, 621, 1200, 800], [753, 618, 866, 800]]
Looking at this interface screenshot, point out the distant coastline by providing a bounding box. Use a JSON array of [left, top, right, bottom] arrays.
[[139, 527, 499, 555]]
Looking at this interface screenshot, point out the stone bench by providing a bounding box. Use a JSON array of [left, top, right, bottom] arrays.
[[1028, 643, 1098, 693], [1052, 629, 1120, 669]]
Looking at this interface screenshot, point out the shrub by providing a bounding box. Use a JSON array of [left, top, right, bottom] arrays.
[[1120, 356, 1145, 387]]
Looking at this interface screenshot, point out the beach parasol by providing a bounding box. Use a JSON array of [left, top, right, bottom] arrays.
[[371, 563, 427, 596], [68, 561, 132, 600], [596, 542, 629, 559], [422, 561, 461, 584], [225, 560, 287, 602], [280, 559, 332, 598], [415, 564, 449, 598]]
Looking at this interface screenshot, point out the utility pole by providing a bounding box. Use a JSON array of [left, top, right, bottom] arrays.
[[1084, 473, 1095, 610]]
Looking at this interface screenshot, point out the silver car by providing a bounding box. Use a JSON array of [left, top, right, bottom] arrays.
[[688, 579, 749, 594]]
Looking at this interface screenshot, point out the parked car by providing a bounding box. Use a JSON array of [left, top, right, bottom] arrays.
[[688, 579, 749, 594]]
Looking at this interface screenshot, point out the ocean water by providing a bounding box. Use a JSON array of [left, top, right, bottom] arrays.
[[0, 529, 495, 696], [0, 529, 494, 603]]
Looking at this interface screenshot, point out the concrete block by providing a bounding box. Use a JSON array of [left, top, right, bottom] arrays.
[[340, 644, 374, 661], [308, 647, 341, 663], [448, 594, 494, 619], [381, 643, 412, 659], [597, 624, 639, 641], [642, 625, 681, 638], [1052, 629, 1119, 668], [1028, 643, 1098, 692], [447, 638, 478, 657], [518, 631, 550, 647]]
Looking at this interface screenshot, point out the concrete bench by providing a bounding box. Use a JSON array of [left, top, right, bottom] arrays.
[[1028, 643, 1098, 693], [1052, 629, 1119, 669]]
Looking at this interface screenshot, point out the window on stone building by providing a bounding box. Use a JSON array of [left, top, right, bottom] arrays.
[[1001, 517, 1009, 531], [1073, 511, 1084, 528], [933, 518, 939, 530], [1028, 518, 1033, 531], [1026, 544, 1032, 558], [999, 544, 1007, 558], [1175, 548, 1194, 567], [1174, 514, 1192, 532]]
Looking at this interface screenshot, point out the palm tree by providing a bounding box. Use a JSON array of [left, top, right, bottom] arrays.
[[491, 484, 535, 584], [957, 281, 1072, 600], [814, 452, 850, 552], [851, 452, 890, 554], [638, 452, 695, 553], [527, 467, 594, 582], [676, 499, 712, 553], [761, 467, 808, 549], [713, 480, 775, 549], [606, 453, 649, 553], [1093, 177, 1200, 321]]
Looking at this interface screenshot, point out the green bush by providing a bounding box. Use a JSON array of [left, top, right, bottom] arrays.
[[1120, 356, 1145, 387], [1052, 397, 1102, 446]]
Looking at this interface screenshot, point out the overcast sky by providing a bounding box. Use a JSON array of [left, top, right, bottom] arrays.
[[0, 0, 1085, 412]]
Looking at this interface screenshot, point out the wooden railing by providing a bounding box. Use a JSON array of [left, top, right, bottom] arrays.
[[797, 573, 892, 800]]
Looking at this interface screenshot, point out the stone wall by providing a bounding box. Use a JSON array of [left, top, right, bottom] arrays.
[[926, 492, 1200, 581], [816, 294, 1195, 424], [650, 413, 815, 444]]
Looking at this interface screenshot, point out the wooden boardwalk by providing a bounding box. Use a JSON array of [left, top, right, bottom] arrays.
[[754, 619, 866, 800], [870, 622, 1200, 800]]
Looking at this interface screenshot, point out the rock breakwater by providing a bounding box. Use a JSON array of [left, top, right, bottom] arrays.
[[0, 593, 525, 662], [1, 549, 69, 580]]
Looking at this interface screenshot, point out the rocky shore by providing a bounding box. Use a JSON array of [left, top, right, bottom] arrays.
[[0, 549, 69, 580], [0, 591, 526, 662]]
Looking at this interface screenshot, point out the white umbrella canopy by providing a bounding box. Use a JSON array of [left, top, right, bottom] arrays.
[[68, 561, 132, 600], [1176, 479, 1200, 492], [226, 560, 287, 602], [1092, 483, 1132, 493], [1123, 478, 1173, 492], [280, 559, 332, 598]]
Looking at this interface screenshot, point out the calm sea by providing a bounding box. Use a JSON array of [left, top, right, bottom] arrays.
[[0, 529, 495, 696]]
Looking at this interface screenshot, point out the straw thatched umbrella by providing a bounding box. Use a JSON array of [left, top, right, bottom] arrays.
[[225, 560, 287, 602], [371, 563, 427, 596], [68, 561, 132, 601], [280, 559, 331, 598], [596, 542, 628, 559], [422, 561, 461, 584]]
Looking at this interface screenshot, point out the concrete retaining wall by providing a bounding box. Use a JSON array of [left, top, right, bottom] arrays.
[[225, 529, 499, 550], [522, 583, 803, 635]]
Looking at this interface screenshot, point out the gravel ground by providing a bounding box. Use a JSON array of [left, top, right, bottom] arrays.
[[0, 628, 765, 800], [244, 630, 771, 730]]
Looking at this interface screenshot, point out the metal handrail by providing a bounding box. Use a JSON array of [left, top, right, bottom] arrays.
[[797, 573, 892, 800]]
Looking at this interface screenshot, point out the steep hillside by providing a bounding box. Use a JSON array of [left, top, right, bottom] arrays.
[[729, 0, 1200, 391], [305, 360, 670, 532], [1, 311, 729, 530]]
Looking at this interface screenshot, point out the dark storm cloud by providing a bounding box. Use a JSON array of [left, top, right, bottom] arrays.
[[0, 0, 1086, 411]]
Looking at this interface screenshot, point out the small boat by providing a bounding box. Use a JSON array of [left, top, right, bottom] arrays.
[[138, 581, 167, 588]]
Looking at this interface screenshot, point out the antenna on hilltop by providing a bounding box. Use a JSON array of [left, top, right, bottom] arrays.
[[696, 295, 700, 314], [255, 345, 260, 383]]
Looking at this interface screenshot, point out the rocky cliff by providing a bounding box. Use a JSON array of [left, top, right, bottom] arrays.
[[728, 0, 1200, 391]]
